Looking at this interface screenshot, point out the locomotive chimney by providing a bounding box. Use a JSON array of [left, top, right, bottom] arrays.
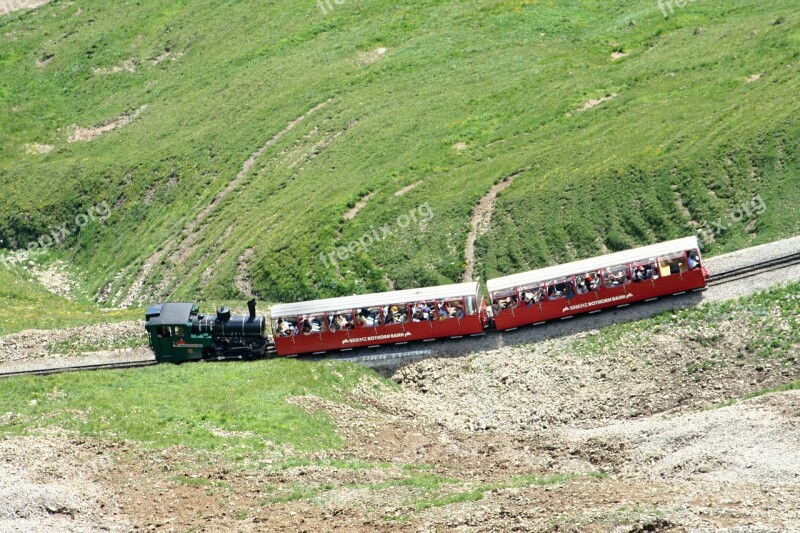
[[247, 299, 256, 320]]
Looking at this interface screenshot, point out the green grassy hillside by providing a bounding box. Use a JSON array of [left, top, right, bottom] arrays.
[[1, 0, 798, 305], [0, 254, 138, 334]]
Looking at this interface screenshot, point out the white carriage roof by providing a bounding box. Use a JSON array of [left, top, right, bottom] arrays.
[[271, 282, 480, 317], [487, 236, 701, 295]]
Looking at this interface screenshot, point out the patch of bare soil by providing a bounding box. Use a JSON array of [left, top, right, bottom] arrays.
[[345, 191, 377, 221], [1, 0, 50, 17], [92, 59, 137, 75], [391, 310, 800, 434], [234, 248, 256, 299], [575, 93, 618, 113], [462, 172, 521, 282], [24, 143, 54, 155], [67, 105, 147, 143], [611, 51, 629, 60], [358, 47, 388, 65], [0, 320, 146, 362], [36, 52, 54, 68], [0, 436, 129, 532], [89, 376, 800, 532], [151, 49, 185, 65], [394, 180, 423, 197], [30, 260, 73, 299], [747, 72, 765, 83]]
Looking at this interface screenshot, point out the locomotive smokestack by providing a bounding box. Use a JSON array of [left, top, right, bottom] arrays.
[[247, 299, 256, 320]]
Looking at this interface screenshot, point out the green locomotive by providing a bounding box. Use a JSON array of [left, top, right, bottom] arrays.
[[144, 300, 270, 362]]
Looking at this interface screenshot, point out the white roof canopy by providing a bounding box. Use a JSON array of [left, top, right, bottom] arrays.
[[271, 282, 480, 318], [486, 236, 701, 295]]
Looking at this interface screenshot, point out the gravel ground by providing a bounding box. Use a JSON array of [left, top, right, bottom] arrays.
[[0, 320, 147, 362], [704, 235, 800, 274], [567, 391, 800, 485], [0, 436, 128, 533], [30, 260, 74, 300], [0, 348, 154, 375]]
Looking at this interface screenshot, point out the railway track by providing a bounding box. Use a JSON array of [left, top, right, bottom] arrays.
[[2, 251, 799, 379], [0, 359, 156, 379], [707, 251, 800, 286]]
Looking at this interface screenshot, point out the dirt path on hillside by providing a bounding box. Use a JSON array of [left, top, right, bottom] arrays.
[[461, 172, 521, 282], [68, 105, 147, 143], [121, 99, 331, 307], [344, 191, 377, 220]]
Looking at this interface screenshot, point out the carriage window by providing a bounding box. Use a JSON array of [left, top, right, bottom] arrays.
[[519, 285, 547, 305], [274, 317, 298, 337], [434, 299, 465, 320], [659, 252, 687, 277], [491, 291, 518, 313], [357, 307, 381, 327], [575, 272, 601, 294], [687, 249, 702, 270], [300, 314, 326, 334], [464, 295, 477, 315], [382, 304, 409, 325], [156, 326, 171, 338], [411, 302, 434, 321], [602, 265, 631, 287], [632, 258, 659, 282], [546, 278, 575, 300], [172, 326, 185, 337], [329, 311, 354, 331]]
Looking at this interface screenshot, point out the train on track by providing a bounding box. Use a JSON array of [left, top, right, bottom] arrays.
[[145, 236, 709, 363]]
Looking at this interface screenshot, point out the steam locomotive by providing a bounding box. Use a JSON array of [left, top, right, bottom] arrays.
[[145, 299, 270, 362]]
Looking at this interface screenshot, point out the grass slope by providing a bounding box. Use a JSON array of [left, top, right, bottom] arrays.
[[0, 358, 388, 453], [0, 0, 798, 304], [0, 254, 138, 335]]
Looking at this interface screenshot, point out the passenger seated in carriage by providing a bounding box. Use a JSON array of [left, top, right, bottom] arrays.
[[548, 281, 575, 299], [277, 318, 293, 337], [603, 268, 624, 287], [688, 251, 701, 270]]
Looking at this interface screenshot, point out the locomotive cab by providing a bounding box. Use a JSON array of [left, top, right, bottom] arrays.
[[145, 303, 210, 363]]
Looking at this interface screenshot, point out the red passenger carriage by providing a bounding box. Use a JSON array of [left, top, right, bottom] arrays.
[[486, 237, 708, 331], [270, 282, 488, 356]]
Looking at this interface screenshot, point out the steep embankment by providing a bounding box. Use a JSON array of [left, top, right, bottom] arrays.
[[1, 1, 799, 305]]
